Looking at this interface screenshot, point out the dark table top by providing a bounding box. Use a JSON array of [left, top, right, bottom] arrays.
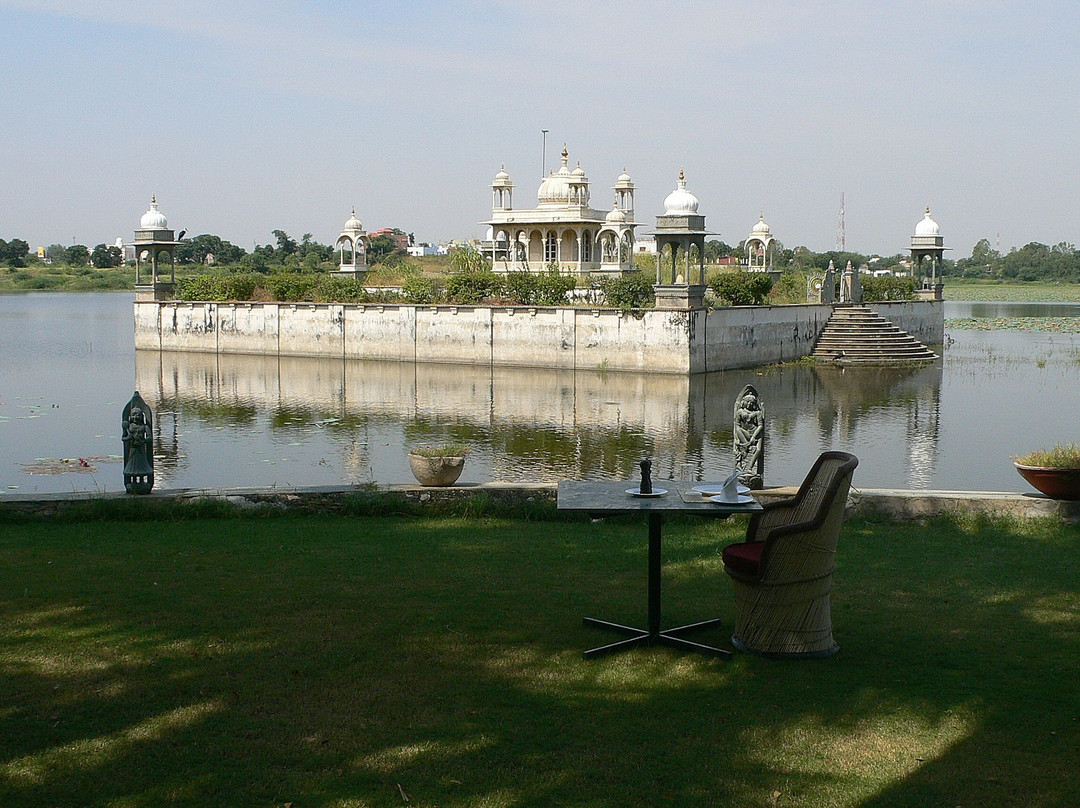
[[557, 480, 763, 516]]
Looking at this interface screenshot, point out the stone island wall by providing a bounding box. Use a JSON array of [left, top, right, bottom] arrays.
[[135, 300, 943, 374]]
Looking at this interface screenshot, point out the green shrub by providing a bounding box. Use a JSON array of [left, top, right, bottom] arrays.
[[504, 270, 576, 306], [504, 271, 540, 305], [315, 276, 369, 303], [708, 271, 773, 305], [176, 274, 258, 301], [600, 271, 654, 311], [401, 275, 441, 304], [445, 269, 503, 304], [266, 274, 318, 301], [862, 274, 916, 301], [535, 269, 576, 306]]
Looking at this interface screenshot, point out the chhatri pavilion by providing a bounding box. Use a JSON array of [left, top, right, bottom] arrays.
[[480, 146, 638, 276]]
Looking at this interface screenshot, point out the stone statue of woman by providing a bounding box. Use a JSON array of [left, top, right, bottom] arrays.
[[733, 384, 764, 488], [122, 391, 154, 494]]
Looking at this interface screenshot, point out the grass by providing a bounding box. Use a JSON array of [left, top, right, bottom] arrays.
[[1015, 444, 1080, 468], [2, 509, 1080, 807]]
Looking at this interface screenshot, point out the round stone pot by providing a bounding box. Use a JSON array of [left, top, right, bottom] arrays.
[[1014, 463, 1080, 500], [408, 453, 466, 487]]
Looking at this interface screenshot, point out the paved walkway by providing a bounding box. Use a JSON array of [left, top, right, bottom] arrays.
[[3, 482, 1078, 522]]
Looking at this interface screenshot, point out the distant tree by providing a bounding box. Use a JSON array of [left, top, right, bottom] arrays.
[[66, 244, 90, 267], [299, 233, 332, 263], [176, 234, 246, 265], [46, 244, 68, 264], [704, 240, 737, 262], [91, 243, 123, 268], [368, 234, 406, 266], [272, 229, 298, 257], [0, 237, 30, 267]]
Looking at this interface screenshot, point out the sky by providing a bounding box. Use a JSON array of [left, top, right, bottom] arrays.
[[2, 0, 1078, 258]]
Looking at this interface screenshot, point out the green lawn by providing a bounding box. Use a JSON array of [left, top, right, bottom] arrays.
[[2, 508, 1079, 807]]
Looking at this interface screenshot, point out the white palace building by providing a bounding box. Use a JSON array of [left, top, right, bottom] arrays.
[[479, 146, 638, 276]]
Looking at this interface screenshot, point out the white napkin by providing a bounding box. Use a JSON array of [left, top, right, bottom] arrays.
[[719, 470, 742, 502]]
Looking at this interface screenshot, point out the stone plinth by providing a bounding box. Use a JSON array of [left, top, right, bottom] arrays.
[[653, 284, 706, 309]]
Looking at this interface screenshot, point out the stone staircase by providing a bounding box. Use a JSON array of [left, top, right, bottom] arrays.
[[812, 305, 938, 363]]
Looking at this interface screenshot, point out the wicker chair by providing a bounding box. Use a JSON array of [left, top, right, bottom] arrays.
[[722, 451, 858, 658]]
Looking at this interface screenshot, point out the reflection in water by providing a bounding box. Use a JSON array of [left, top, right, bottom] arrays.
[[10, 293, 1080, 495], [135, 350, 945, 490]]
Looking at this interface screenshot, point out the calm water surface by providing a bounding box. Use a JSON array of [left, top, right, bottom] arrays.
[[3, 292, 1080, 495]]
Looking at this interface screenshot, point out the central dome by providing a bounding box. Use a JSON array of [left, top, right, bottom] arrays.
[[752, 214, 771, 236], [914, 206, 940, 236], [139, 195, 168, 230], [663, 170, 699, 215], [537, 146, 575, 206]]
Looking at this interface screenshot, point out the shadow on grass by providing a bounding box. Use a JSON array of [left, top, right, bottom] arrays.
[[0, 512, 1078, 807]]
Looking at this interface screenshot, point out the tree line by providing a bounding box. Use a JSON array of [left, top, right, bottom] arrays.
[[0, 227, 413, 272]]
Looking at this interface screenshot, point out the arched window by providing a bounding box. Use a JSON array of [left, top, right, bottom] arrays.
[[545, 231, 557, 263], [582, 231, 592, 263]]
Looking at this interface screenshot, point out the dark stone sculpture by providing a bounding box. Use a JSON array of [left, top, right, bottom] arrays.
[[733, 385, 764, 489], [639, 458, 653, 494], [122, 391, 154, 494]]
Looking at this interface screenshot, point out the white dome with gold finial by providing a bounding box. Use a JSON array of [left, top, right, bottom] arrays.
[[914, 206, 940, 237], [663, 170, 699, 215], [140, 195, 168, 230], [752, 214, 771, 236]]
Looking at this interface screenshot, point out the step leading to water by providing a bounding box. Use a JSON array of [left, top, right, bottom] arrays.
[[812, 304, 938, 363]]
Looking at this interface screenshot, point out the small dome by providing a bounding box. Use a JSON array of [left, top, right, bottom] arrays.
[[139, 195, 168, 230], [615, 168, 633, 187], [663, 170, 699, 215], [752, 214, 771, 236], [572, 161, 587, 178], [492, 164, 512, 186], [343, 207, 363, 231], [914, 206, 940, 236], [606, 205, 626, 224]]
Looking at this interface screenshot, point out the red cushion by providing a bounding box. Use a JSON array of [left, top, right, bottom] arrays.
[[723, 540, 764, 576]]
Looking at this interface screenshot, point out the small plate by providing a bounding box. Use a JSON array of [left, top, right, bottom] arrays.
[[709, 493, 756, 505], [626, 488, 667, 498], [692, 484, 750, 497]]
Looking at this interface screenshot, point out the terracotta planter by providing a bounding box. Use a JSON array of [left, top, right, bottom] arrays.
[[408, 453, 466, 486], [1014, 463, 1080, 500]]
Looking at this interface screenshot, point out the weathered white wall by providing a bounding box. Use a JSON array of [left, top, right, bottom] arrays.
[[138, 299, 943, 373], [702, 305, 834, 371], [867, 301, 945, 345]]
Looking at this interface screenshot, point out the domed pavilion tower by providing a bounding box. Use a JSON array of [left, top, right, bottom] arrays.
[[133, 195, 178, 301], [335, 208, 368, 277], [649, 170, 714, 308], [744, 214, 778, 272], [910, 206, 946, 299]]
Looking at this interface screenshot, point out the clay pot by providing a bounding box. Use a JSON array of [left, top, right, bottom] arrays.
[[1014, 463, 1080, 500]]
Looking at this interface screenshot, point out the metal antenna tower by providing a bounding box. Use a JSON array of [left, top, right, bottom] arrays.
[[836, 192, 846, 251]]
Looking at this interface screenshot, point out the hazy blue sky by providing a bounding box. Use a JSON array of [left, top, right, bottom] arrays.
[[2, 1, 1077, 257]]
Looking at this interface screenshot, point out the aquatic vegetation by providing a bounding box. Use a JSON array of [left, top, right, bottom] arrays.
[[945, 316, 1080, 333]]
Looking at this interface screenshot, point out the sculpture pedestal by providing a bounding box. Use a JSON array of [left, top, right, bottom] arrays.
[[653, 284, 706, 309]]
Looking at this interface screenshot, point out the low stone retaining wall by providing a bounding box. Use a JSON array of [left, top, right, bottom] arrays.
[[135, 300, 943, 374], [3, 483, 1075, 523]]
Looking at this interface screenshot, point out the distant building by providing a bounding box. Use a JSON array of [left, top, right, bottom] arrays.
[[480, 146, 638, 276], [335, 208, 368, 276]]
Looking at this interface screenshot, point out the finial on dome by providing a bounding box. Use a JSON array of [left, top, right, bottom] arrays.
[[151, 194, 157, 206], [925, 205, 931, 215], [678, 168, 685, 182], [561, 144, 568, 159]]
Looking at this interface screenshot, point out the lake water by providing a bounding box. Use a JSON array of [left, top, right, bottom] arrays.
[[3, 292, 1079, 495]]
